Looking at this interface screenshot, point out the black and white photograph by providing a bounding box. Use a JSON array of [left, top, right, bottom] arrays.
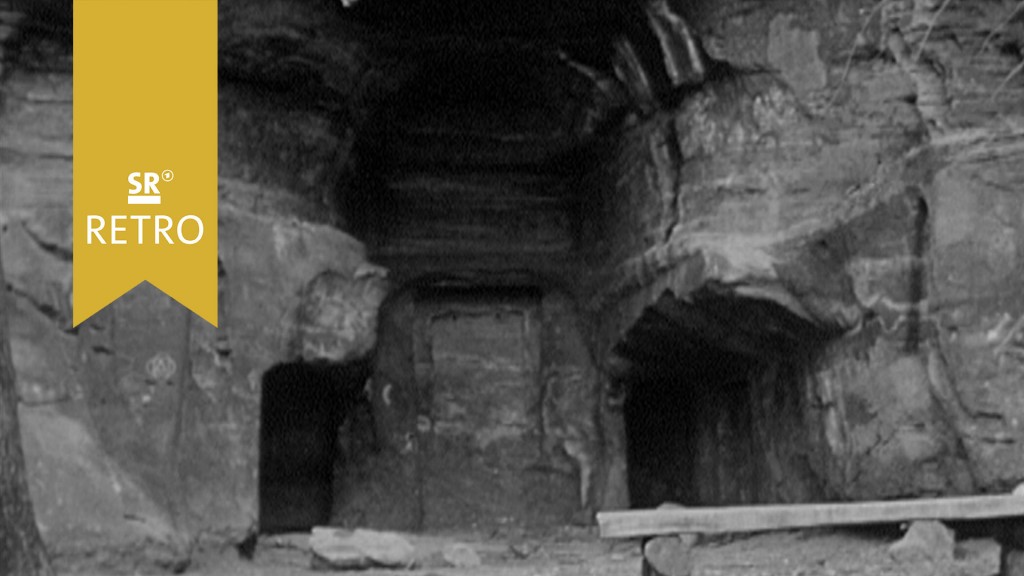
[[2, 0, 1024, 574]]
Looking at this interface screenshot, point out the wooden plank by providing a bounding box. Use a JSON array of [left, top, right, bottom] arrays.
[[598, 495, 1024, 539]]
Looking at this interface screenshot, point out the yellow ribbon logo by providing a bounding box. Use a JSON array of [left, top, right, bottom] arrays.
[[73, 0, 218, 327]]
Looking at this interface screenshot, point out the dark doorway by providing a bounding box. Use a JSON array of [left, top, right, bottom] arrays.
[[617, 291, 833, 509], [624, 343, 762, 508], [258, 360, 370, 533]]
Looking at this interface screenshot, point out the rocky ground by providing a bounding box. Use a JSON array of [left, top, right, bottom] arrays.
[[67, 526, 1003, 576]]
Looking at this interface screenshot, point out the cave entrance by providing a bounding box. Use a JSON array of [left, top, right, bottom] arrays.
[[616, 289, 833, 508], [258, 360, 371, 533]]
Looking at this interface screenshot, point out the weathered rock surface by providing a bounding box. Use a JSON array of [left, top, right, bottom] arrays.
[[1, 24, 388, 566], [180, 202, 386, 538], [441, 542, 483, 568], [643, 533, 697, 576], [889, 520, 955, 571], [296, 267, 388, 363], [310, 528, 416, 570], [19, 405, 189, 573], [335, 288, 599, 531], [5, 0, 1024, 568], [589, 0, 1024, 504]]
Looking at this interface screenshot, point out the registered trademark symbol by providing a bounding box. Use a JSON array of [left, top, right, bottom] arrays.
[[145, 352, 177, 383], [161, 170, 174, 182]]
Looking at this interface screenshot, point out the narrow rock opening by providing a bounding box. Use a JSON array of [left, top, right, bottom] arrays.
[[258, 359, 372, 534], [614, 288, 836, 508]]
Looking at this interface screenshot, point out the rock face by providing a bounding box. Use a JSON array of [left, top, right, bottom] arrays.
[[334, 289, 596, 531], [586, 0, 1024, 507], [4, 0, 1024, 568], [441, 542, 482, 568], [19, 405, 189, 573], [296, 268, 388, 363], [0, 14, 387, 569], [889, 520, 956, 574]]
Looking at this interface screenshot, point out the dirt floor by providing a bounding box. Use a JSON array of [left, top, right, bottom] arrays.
[[151, 527, 1004, 576]]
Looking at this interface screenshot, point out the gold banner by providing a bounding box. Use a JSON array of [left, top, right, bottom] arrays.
[[73, 0, 218, 326]]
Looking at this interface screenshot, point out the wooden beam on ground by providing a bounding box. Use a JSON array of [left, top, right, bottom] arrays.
[[598, 495, 1024, 539]]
